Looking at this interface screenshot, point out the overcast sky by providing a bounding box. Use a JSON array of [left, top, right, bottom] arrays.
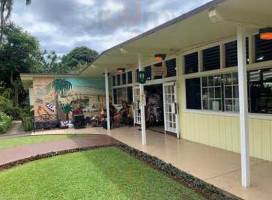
[[11, 0, 211, 55]]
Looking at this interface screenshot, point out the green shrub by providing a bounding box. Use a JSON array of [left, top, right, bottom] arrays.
[[0, 112, 12, 134], [20, 107, 34, 132], [4, 107, 22, 120]]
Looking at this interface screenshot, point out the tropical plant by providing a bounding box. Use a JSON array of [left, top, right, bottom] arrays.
[[61, 103, 73, 120], [0, 0, 31, 45], [0, 111, 12, 134], [0, 96, 12, 112]]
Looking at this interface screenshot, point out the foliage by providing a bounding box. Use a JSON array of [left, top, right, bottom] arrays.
[[41, 50, 70, 74], [62, 46, 98, 70], [0, 111, 12, 134], [4, 107, 21, 120], [0, 135, 94, 150], [0, 23, 43, 106], [20, 107, 34, 132], [0, 147, 206, 200], [0, 0, 31, 45], [0, 96, 12, 112], [47, 79, 72, 96]]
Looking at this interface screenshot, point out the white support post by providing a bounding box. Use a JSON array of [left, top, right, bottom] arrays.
[[138, 55, 146, 146], [237, 24, 250, 188], [105, 69, 111, 131]]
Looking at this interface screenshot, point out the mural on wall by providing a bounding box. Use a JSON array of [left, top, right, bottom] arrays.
[[33, 77, 57, 123], [58, 78, 106, 119], [33, 77, 106, 124]]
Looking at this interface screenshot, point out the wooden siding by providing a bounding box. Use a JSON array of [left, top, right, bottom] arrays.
[[180, 112, 272, 161]]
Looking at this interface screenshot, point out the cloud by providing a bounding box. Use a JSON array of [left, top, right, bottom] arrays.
[[11, 0, 211, 55]]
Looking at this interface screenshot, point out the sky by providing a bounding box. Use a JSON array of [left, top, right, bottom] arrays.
[[11, 0, 211, 55]]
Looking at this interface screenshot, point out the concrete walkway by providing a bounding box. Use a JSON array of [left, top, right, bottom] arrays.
[[33, 126, 272, 200], [0, 135, 116, 166]]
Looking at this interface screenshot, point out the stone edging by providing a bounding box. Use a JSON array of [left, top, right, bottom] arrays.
[[0, 142, 243, 200]]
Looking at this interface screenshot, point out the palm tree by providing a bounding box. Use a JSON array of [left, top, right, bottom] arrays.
[[61, 103, 73, 121], [47, 79, 73, 121], [0, 0, 31, 45]]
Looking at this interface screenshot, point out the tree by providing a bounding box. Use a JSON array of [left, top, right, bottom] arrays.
[[61, 103, 72, 121], [0, 23, 43, 106], [41, 50, 69, 74], [46, 79, 72, 121], [0, 0, 31, 45], [62, 46, 99, 71]]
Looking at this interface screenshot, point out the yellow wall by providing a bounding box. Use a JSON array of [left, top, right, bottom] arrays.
[[180, 112, 272, 161]]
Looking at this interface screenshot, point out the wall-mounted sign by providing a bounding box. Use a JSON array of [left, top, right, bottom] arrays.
[[152, 66, 167, 77]]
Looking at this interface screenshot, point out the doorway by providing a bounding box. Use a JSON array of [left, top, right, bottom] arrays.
[[145, 84, 164, 133]]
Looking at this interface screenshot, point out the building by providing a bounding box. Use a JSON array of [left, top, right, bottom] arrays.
[[21, 0, 272, 188]]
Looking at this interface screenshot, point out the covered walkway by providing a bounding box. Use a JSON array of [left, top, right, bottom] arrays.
[[34, 126, 272, 200]]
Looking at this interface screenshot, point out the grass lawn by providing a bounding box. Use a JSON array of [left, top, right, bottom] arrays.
[[0, 147, 206, 200], [0, 134, 94, 150]]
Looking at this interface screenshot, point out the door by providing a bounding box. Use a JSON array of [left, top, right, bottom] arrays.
[[133, 87, 141, 125], [163, 82, 179, 137]]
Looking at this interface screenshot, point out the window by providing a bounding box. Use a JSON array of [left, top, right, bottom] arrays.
[[255, 34, 272, 63], [117, 75, 121, 86], [166, 58, 177, 77], [145, 66, 152, 80], [249, 69, 272, 114], [127, 71, 133, 84], [186, 78, 201, 109], [116, 88, 127, 105], [184, 52, 198, 74], [202, 46, 220, 71], [225, 39, 249, 68], [202, 75, 222, 111], [112, 76, 116, 86], [122, 73, 127, 85], [222, 73, 239, 112], [113, 89, 118, 104], [225, 41, 238, 68], [127, 87, 133, 103]]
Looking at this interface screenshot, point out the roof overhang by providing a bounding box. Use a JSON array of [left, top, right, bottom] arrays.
[[80, 0, 272, 77]]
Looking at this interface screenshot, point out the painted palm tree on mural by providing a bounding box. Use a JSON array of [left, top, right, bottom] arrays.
[[0, 0, 31, 45], [47, 79, 73, 121]]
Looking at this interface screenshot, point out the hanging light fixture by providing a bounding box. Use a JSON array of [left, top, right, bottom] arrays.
[[138, 71, 146, 84], [259, 27, 272, 40], [117, 68, 125, 74], [154, 54, 166, 62]]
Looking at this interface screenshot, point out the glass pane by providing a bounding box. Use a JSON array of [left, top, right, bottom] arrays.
[[210, 100, 221, 111], [225, 86, 232, 98], [234, 99, 240, 112], [209, 88, 214, 98], [202, 77, 208, 87], [233, 86, 239, 98], [208, 76, 214, 86], [215, 87, 221, 98], [225, 100, 233, 111], [249, 70, 261, 82], [203, 100, 209, 110], [214, 75, 221, 86], [233, 73, 238, 84], [223, 74, 232, 85], [202, 88, 208, 100]]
